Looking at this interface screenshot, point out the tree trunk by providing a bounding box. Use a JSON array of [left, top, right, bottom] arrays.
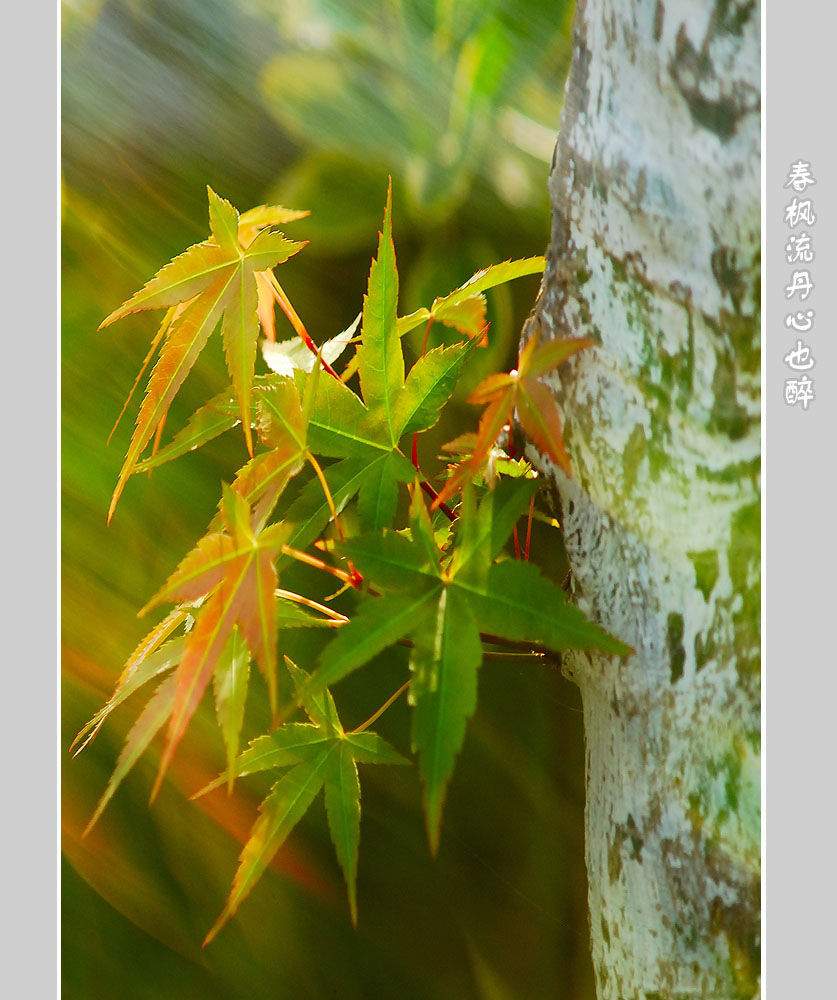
[[522, 1, 761, 998]]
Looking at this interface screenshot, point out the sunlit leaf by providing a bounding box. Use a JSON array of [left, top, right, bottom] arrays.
[[230, 443, 306, 516], [343, 731, 409, 766], [71, 633, 185, 758], [261, 315, 358, 377], [135, 388, 240, 473], [433, 295, 487, 341], [238, 203, 310, 245], [108, 271, 235, 522], [276, 598, 340, 630], [84, 672, 178, 835], [204, 755, 330, 945], [431, 257, 545, 318], [140, 532, 236, 613], [356, 178, 402, 447], [213, 627, 251, 791], [395, 341, 475, 437], [434, 332, 592, 507], [195, 725, 334, 797], [140, 490, 291, 798], [222, 265, 260, 456], [207, 186, 241, 254], [394, 257, 544, 340], [253, 378, 306, 451], [98, 242, 234, 328], [515, 379, 571, 474], [102, 189, 307, 517]]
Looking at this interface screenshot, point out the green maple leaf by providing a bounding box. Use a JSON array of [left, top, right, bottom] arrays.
[[304, 483, 632, 850], [396, 255, 546, 341], [295, 181, 478, 529], [100, 187, 307, 521], [212, 626, 251, 793], [199, 658, 408, 942]]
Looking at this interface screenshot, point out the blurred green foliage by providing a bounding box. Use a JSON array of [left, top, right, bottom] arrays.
[[62, 0, 594, 997]]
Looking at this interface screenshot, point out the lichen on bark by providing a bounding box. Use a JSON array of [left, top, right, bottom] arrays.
[[521, 1, 760, 997]]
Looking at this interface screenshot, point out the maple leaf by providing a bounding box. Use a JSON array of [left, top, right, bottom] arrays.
[[295, 181, 477, 528], [199, 658, 408, 942], [82, 673, 179, 836], [134, 386, 241, 473], [224, 375, 309, 523], [100, 187, 308, 522], [70, 607, 190, 758], [396, 256, 546, 342], [434, 330, 595, 509], [261, 314, 358, 377], [212, 626, 251, 793], [301, 484, 631, 850], [139, 486, 293, 799]]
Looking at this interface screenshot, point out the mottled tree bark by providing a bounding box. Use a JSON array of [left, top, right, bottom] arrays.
[[522, 1, 760, 998]]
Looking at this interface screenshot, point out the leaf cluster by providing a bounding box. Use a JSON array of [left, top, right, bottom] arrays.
[[75, 183, 630, 939]]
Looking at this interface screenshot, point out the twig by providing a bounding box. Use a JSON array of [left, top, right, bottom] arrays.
[[266, 271, 341, 381], [274, 587, 349, 623], [351, 680, 411, 734]]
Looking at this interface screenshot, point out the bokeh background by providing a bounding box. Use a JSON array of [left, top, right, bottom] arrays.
[[61, 0, 595, 996]]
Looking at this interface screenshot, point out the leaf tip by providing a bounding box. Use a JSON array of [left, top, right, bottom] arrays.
[[202, 917, 224, 948], [148, 754, 170, 805], [426, 818, 441, 858], [242, 418, 254, 459], [203, 897, 238, 947]]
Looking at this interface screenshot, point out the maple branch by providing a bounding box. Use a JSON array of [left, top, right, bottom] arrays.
[[350, 679, 411, 734], [524, 493, 535, 561], [419, 315, 434, 358], [395, 632, 558, 662], [482, 650, 550, 663], [274, 587, 349, 624], [419, 479, 457, 522], [281, 543, 362, 588], [479, 632, 559, 661], [405, 447, 457, 522], [306, 452, 345, 542], [266, 271, 341, 381]]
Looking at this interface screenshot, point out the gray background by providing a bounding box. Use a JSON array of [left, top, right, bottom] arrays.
[[766, 0, 835, 993], [6, 0, 58, 996]]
